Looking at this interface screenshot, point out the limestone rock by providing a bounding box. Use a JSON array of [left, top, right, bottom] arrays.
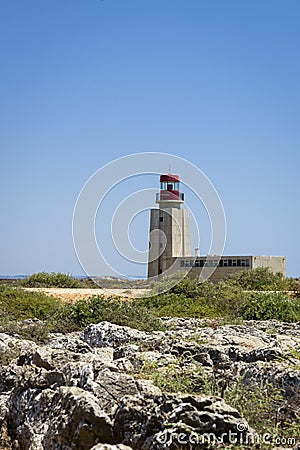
[[83, 322, 148, 348], [114, 393, 248, 449], [8, 386, 114, 450], [0, 319, 299, 449]]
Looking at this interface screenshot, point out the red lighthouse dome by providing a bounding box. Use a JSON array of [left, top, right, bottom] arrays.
[[156, 173, 184, 205]]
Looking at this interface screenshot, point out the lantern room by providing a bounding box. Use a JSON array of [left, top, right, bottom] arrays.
[[156, 173, 184, 207]]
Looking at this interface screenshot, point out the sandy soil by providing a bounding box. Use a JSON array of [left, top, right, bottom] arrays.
[[23, 287, 149, 303]]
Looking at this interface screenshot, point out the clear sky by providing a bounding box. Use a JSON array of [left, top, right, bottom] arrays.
[[1, 0, 299, 277]]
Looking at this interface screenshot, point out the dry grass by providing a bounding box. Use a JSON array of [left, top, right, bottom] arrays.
[[22, 287, 150, 303]]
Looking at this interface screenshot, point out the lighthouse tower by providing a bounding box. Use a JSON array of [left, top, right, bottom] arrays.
[[148, 173, 191, 278]]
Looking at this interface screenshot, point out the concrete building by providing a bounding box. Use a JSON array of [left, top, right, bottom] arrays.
[[148, 174, 286, 280], [163, 255, 286, 282]]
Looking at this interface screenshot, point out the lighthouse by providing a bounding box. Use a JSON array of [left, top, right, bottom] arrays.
[[148, 173, 191, 278]]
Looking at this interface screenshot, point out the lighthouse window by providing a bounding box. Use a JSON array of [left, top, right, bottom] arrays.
[[160, 216, 164, 222], [160, 181, 180, 191]]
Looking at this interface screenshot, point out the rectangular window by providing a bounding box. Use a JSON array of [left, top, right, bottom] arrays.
[[204, 260, 217, 267], [232, 259, 237, 267], [238, 259, 250, 267], [160, 216, 163, 222], [223, 259, 228, 267], [180, 260, 185, 267]]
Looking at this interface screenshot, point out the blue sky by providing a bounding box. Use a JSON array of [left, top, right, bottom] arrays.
[[0, 0, 299, 277]]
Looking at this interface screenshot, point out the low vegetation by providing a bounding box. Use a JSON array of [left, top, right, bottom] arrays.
[[225, 266, 298, 291], [0, 268, 299, 343], [16, 271, 150, 289], [138, 289, 300, 322], [139, 268, 300, 322], [0, 285, 61, 322], [57, 295, 165, 332], [240, 292, 300, 322], [0, 286, 62, 342], [0, 286, 164, 342], [21, 272, 81, 288]]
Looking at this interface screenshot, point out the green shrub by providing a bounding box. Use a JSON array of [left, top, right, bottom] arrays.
[[58, 295, 165, 332], [0, 286, 62, 322], [0, 286, 63, 342], [135, 293, 220, 318], [139, 280, 244, 319], [138, 292, 220, 318], [22, 272, 80, 288], [146, 269, 300, 322], [239, 292, 300, 322], [140, 289, 300, 323], [226, 267, 299, 292], [0, 287, 164, 338]]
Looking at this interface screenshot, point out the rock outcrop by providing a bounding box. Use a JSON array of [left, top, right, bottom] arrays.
[[0, 319, 299, 449]]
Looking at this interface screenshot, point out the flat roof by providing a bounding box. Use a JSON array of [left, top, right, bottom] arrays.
[[165, 255, 286, 259]]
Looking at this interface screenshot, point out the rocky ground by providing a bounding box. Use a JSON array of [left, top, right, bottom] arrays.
[[0, 318, 299, 449]]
